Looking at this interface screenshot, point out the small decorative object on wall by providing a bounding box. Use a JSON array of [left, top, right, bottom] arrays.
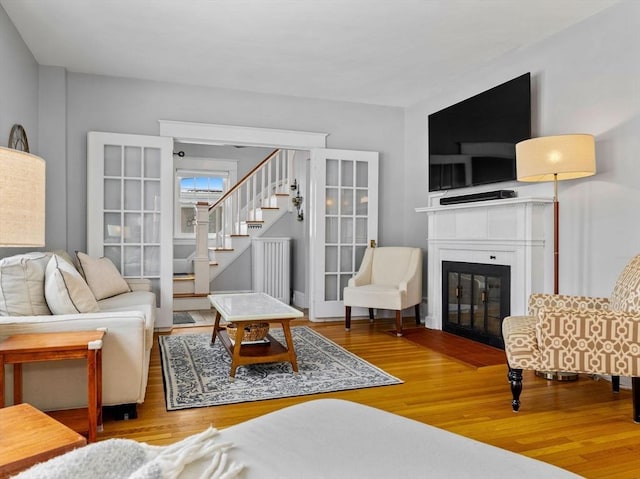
[[291, 179, 304, 221], [8, 124, 30, 152]]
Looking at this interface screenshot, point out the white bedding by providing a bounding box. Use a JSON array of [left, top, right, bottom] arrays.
[[180, 399, 582, 478]]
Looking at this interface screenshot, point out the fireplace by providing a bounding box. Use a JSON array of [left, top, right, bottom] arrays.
[[416, 196, 554, 338], [442, 261, 510, 349]]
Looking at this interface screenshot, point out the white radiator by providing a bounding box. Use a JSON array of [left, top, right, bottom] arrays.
[[251, 237, 291, 304]]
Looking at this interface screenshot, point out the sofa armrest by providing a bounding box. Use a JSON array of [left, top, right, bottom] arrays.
[[0, 311, 149, 407], [126, 278, 152, 292], [528, 293, 610, 317], [536, 307, 640, 376]]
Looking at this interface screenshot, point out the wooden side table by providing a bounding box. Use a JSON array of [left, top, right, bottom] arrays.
[[0, 330, 105, 442], [0, 403, 86, 478]]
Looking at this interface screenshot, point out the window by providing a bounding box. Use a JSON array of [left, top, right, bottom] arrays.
[[175, 170, 228, 237]]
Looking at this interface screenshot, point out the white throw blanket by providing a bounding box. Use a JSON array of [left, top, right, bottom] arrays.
[[13, 427, 243, 479]]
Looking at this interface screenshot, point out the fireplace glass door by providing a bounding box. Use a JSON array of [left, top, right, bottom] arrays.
[[442, 261, 510, 349]]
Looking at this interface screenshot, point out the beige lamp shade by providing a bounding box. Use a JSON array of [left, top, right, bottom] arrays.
[[0, 146, 46, 246], [516, 134, 596, 182]]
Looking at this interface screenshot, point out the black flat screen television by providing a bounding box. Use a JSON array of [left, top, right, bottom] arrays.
[[428, 73, 531, 192]]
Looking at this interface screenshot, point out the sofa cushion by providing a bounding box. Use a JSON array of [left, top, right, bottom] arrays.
[[44, 254, 99, 314], [0, 252, 51, 316], [76, 252, 131, 300]]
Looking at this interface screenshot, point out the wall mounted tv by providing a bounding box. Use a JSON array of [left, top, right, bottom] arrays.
[[428, 73, 531, 192]]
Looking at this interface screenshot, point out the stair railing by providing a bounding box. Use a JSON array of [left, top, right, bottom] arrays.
[[203, 148, 295, 252]]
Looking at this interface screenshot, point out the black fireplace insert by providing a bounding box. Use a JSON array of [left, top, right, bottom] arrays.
[[442, 261, 510, 349]]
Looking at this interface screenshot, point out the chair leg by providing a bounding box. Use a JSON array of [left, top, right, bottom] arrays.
[[633, 377, 640, 424], [345, 306, 351, 331], [414, 304, 421, 325], [395, 310, 403, 337], [612, 375, 620, 393], [368, 308, 375, 322], [508, 367, 523, 412]]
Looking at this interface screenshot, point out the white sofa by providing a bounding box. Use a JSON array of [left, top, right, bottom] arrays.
[[0, 252, 156, 414]]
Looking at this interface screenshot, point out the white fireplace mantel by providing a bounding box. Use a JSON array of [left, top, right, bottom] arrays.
[[415, 197, 554, 330]]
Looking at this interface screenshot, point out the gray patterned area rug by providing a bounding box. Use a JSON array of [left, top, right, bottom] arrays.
[[159, 327, 402, 410]]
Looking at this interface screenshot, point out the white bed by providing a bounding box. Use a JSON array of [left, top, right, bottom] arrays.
[[181, 399, 582, 478]]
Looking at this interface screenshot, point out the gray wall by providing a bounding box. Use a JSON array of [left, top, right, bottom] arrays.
[[0, 6, 37, 150], [61, 73, 405, 260], [0, 5, 39, 258], [405, 0, 640, 298]]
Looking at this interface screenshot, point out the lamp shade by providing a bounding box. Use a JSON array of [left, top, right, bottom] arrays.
[[516, 134, 596, 182], [0, 146, 46, 246]]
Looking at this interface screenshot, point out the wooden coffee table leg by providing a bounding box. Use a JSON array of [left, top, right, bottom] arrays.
[[229, 326, 245, 378], [211, 311, 222, 344], [281, 320, 299, 373]]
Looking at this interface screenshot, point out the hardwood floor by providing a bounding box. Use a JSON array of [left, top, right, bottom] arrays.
[[101, 317, 640, 478]]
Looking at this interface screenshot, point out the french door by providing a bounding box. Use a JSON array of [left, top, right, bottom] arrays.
[[87, 132, 174, 328], [309, 149, 379, 319]]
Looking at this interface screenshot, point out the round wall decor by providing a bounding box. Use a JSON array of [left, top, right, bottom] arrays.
[[8, 124, 30, 152]]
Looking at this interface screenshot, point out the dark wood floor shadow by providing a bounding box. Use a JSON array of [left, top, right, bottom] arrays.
[[386, 328, 506, 368]]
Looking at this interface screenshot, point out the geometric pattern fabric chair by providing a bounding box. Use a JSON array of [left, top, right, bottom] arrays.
[[343, 246, 422, 337], [502, 254, 640, 422]]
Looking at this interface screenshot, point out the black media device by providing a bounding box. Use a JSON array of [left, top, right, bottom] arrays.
[[439, 189, 516, 205], [428, 73, 531, 192]]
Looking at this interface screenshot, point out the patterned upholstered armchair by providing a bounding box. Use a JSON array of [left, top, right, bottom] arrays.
[[502, 254, 640, 422]]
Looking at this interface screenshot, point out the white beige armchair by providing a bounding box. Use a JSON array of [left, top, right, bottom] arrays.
[[343, 247, 422, 337], [502, 254, 640, 422]]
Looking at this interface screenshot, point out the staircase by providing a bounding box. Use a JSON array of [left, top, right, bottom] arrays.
[[173, 149, 296, 311]]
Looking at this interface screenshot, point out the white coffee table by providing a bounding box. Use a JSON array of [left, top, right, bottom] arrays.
[[208, 292, 303, 377]]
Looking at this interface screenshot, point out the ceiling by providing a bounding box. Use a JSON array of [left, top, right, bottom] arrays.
[[2, 0, 620, 107]]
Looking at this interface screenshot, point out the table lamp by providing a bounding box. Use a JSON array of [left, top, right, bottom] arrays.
[[516, 134, 596, 294], [0, 146, 46, 247]]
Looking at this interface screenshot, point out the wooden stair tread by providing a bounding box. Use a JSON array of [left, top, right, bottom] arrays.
[[230, 234, 250, 237], [275, 193, 290, 197], [209, 261, 218, 266], [173, 275, 195, 281], [260, 207, 279, 210], [173, 292, 209, 298], [208, 247, 234, 252], [245, 220, 265, 224]]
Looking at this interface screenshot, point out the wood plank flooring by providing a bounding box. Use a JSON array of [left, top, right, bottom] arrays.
[[100, 317, 640, 479]]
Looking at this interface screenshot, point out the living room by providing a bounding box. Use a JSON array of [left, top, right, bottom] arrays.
[[1, 1, 640, 477]]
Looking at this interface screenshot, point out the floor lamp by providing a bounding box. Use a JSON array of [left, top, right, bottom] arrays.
[[515, 134, 596, 381], [0, 146, 46, 247]]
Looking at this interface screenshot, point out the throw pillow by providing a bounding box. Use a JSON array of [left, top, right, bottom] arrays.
[[44, 254, 99, 314], [0, 252, 52, 316], [76, 252, 131, 300]]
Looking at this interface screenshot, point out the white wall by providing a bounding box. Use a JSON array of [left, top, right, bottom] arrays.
[[405, 0, 640, 298]]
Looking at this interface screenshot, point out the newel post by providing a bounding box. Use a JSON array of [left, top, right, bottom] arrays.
[[193, 202, 210, 295]]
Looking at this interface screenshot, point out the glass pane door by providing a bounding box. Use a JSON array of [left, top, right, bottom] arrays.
[[310, 149, 379, 319], [87, 132, 173, 328]]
